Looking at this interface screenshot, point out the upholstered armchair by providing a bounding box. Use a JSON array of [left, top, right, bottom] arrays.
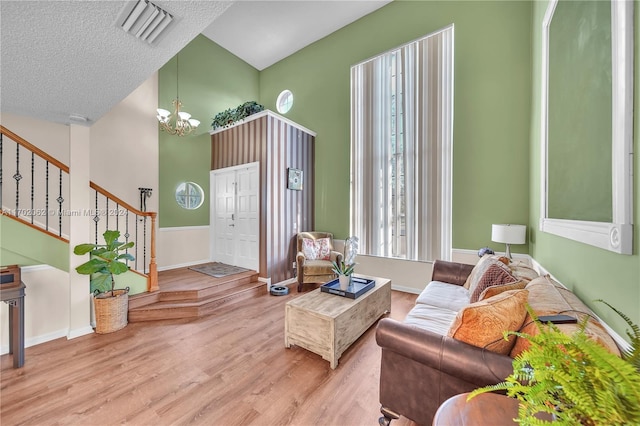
[[296, 232, 343, 292]]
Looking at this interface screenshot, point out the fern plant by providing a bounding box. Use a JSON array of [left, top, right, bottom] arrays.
[[468, 307, 640, 425]]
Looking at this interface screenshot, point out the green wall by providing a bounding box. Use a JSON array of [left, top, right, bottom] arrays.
[[0, 215, 69, 271], [258, 0, 533, 252], [529, 0, 640, 335], [158, 35, 260, 227]]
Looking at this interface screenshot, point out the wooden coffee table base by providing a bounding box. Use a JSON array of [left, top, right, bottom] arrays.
[[284, 275, 391, 369]]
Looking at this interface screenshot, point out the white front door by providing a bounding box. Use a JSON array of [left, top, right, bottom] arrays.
[[210, 162, 260, 271]]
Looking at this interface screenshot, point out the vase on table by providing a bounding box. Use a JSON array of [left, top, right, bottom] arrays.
[[339, 275, 351, 291]]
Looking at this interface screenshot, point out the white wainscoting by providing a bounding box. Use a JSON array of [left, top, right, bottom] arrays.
[[157, 226, 211, 271], [0, 265, 71, 355]]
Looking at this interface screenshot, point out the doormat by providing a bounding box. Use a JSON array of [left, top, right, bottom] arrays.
[[189, 262, 251, 278]]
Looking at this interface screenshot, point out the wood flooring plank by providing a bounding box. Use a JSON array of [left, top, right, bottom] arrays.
[[1, 287, 418, 426]]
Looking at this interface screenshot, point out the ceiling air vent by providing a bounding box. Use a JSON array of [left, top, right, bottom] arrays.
[[117, 0, 174, 45]]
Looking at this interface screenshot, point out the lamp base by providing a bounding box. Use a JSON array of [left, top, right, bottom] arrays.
[[504, 243, 513, 260]]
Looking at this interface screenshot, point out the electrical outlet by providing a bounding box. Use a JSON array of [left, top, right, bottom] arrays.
[[292, 261, 296, 269]]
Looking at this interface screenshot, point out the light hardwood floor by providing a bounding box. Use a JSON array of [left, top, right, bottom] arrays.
[[1, 280, 418, 426]]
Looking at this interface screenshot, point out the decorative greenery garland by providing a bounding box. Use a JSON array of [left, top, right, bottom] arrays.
[[211, 101, 265, 130]]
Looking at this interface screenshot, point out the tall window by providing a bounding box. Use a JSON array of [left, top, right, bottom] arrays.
[[350, 25, 453, 262]]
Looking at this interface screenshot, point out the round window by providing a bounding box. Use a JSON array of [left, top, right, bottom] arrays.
[[276, 90, 294, 114], [175, 181, 204, 210]]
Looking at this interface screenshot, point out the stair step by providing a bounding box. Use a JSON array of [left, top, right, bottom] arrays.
[[158, 271, 259, 302], [128, 279, 264, 322]]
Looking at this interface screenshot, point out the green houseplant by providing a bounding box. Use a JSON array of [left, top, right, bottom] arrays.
[[74, 230, 135, 334], [468, 304, 640, 425], [331, 260, 355, 291], [211, 101, 265, 130]]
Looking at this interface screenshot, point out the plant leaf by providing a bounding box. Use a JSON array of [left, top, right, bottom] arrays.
[[90, 273, 112, 294], [117, 253, 135, 261], [75, 258, 107, 275], [108, 260, 129, 275], [102, 230, 120, 247], [73, 244, 97, 255]]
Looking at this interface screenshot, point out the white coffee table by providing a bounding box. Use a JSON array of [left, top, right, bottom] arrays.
[[284, 274, 391, 369]]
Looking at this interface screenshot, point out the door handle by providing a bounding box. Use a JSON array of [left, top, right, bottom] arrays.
[[229, 224, 235, 227]]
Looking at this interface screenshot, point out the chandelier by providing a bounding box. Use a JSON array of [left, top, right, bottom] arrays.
[[157, 54, 200, 136]]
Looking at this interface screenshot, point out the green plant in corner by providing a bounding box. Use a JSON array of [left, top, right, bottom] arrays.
[[74, 230, 135, 296], [468, 305, 640, 426]]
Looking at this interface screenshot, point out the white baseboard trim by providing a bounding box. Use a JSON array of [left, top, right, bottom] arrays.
[[20, 264, 56, 273], [391, 284, 421, 295], [0, 328, 69, 355], [157, 259, 211, 272], [68, 326, 94, 340]]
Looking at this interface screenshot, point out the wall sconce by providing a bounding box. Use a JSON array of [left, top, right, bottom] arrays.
[[491, 224, 526, 259]]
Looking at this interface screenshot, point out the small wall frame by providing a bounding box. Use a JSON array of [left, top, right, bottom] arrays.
[[287, 168, 303, 191]]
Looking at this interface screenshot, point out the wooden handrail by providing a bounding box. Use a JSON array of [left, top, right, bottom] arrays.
[[89, 181, 158, 292], [89, 182, 154, 217], [0, 125, 69, 173]]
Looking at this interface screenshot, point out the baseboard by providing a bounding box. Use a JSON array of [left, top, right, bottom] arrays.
[[159, 225, 210, 232], [20, 264, 56, 273], [0, 328, 69, 355], [157, 259, 211, 271], [391, 284, 421, 295], [68, 326, 94, 340]]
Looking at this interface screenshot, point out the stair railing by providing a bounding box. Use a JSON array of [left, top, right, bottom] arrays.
[[90, 182, 158, 292], [1, 125, 158, 293], [0, 125, 70, 242]]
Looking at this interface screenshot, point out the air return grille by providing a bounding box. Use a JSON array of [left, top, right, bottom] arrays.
[[117, 0, 174, 45]]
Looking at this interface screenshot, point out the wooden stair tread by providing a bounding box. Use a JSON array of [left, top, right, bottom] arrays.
[[129, 281, 263, 311], [128, 266, 265, 322]]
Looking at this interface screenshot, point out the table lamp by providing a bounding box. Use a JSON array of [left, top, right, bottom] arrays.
[[491, 224, 526, 259]]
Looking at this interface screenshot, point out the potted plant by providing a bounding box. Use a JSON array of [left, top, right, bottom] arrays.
[[468, 303, 640, 425], [331, 260, 355, 291], [74, 230, 135, 334]]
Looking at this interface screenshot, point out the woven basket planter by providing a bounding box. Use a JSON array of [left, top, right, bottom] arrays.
[[93, 288, 129, 334]]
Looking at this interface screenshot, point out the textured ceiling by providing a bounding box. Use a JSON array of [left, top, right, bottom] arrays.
[[1, 0, 389, 126], [1, 0, 233, 125]]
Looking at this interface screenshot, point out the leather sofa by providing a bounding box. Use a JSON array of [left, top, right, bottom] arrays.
[[375, 258, 620, 426]]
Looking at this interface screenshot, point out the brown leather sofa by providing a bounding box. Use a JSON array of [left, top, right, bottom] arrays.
[[375, 260, 514, 426], [375, 259, 621, 426]]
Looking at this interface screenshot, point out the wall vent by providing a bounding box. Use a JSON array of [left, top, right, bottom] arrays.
[[117, 0, 174, 45]]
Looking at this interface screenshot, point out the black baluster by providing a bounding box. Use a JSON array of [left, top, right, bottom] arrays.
[[125, 210, 130, 261], [45, 162, 49, 231], [93, 190, 99, 244], [14, 144, 21, 215], [57, 169, 63, 237], [30, 152, 34, 224], [143, 216, 147, 274], [135, 215, 139, 271]]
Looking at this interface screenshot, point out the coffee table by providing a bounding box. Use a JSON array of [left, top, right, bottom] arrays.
[[284, 274, 391, 369]]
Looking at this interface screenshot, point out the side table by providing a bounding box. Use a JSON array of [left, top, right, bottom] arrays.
[[1, 282, 26, 368]]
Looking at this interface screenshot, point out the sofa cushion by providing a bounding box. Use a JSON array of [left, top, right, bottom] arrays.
[[506, 260, 540, 283], [404, 304, 459, 335], [415, 281, 470, 312], [468, 263, 519, 303], [302, 237, 331, 260], [510, 276, 620, 357], [301, 259, 333, 275], [463, 254, 510, 290], [447, 289, 529, 355], [478, 280, 527, 301]]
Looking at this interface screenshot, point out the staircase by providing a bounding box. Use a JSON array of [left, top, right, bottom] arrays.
[[128, 267, 265, 322]]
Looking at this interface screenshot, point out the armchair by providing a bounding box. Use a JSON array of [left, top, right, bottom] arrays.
[[296, 232, 343, 292]]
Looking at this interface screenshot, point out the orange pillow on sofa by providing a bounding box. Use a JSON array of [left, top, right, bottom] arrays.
[[447, 289, 529, 355]]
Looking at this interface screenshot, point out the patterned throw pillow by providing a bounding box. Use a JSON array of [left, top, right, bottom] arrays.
[[478, 280, 526, 301], [447, 289, 529, 355], [468, 263, 519, 303], [302, 238, 319, 260], [315, 238, 331, 260], [302, 238, 332, 260]]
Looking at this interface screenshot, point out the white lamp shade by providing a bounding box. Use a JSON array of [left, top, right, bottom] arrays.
[[156, 108, 170, 119], [178, 111, 191, 120], [491, 224, 526, 245], [188, 118, 200, 128]]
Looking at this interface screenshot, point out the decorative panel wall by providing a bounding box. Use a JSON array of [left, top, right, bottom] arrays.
[[211, 111, 315, 283]]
